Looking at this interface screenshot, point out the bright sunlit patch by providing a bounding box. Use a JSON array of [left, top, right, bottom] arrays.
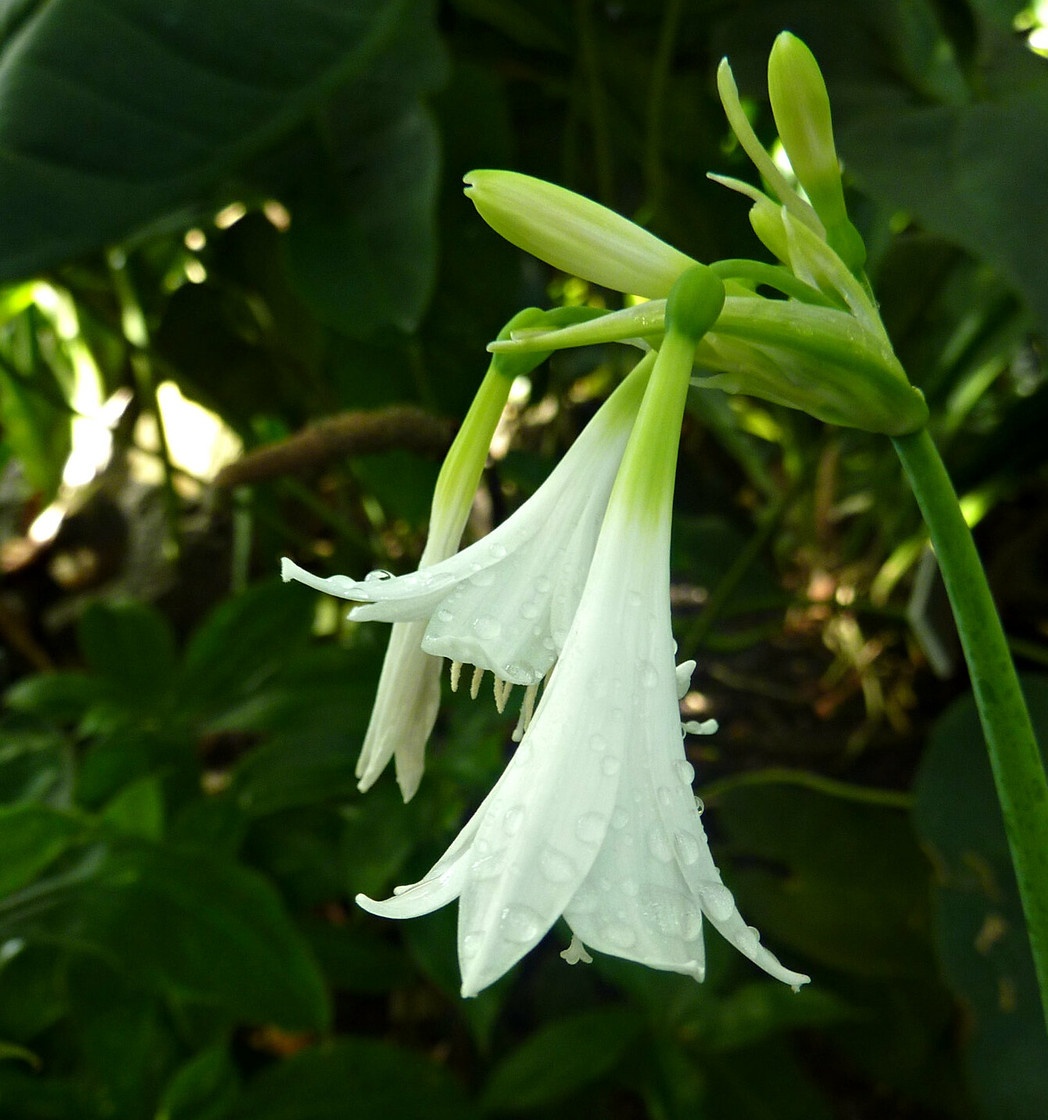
[[1016, 2, 1048, 54], [130, 381, 242, 493]]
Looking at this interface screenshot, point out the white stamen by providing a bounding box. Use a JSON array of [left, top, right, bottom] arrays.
[[494, 677, 513, 714], [470, 666, 485, 699], [450, 660, 463, 692], [560, 935, 593, 966], [511, 682, 540, 742]]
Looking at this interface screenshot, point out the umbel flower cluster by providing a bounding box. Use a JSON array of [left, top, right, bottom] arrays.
[[282, 34, 924, 997]]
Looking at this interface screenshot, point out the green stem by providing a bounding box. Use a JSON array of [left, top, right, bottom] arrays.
[[893, 427, 1048, 1032]]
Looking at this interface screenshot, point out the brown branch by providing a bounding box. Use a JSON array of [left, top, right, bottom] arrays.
[[215, 406, 455, 489]]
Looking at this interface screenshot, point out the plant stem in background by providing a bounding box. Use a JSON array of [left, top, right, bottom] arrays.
[[893, 426, 1048, 1032]]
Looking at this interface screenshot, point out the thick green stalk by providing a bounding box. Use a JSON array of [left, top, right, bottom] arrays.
[[893, 427, 1048, 1031]]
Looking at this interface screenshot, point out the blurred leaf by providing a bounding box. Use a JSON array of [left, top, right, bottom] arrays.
[[177, 581, 314, 722], [283, 12, 446, 336], [100, 775, 165, 840], [0, 840, 330, 1031], [713, 785, 934, 977], [481, 1007, 642, 1111], [4, 671, 103, 724], [0, 354, 70, 499], [228, 1038, 479, 1120], [156, 1045, 240, 1120], [299, 917, 412, 994], [0, 803, 81, 897], [77, 600, 177, 712], [0, 0, 434, 280], [913, 674, 1048, 1119], [0, 730, 72, 806]]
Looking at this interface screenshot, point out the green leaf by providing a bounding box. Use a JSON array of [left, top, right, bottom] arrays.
[[282, 11, 446, 337], [480, 1007, 642, 1111], [912, 675, 1048, 1119], [176, 581, 314, 723], [4, 671, 103, 724], [0, 0, 430, 281], [228, 1038, 478, 1120], [100, 775, 164, 839], [712, 784, 934, 977], [0, 839, 330, 1031], [0, 803, 81, 897], [77, 600, 178, 711], [156, 1045, 240, 1120]]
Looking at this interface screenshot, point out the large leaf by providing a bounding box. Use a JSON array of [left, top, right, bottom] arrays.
[[0, 0, 427, 280], [0, 839, 329, 1031], [228, 1038, 478, 1120], [0, 803, 81, 897], [913, 675, 1048, 1120]]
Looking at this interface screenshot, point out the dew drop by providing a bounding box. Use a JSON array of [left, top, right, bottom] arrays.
[[519, 600, 540, 620], [699, 882, 736, 922], [490, 543, 508, 560], [540, 848, 577, 883], [674, 830, 702, 866], [611, 806, 629, 830], [500, 905, 543, 945], [503, 806, 524, 836], [461, 930, 485, 959], [626, 590, 642, 608], [680, 908, 703, 941], [588, 732, 607, 753], [657, 785, 673, 807], [695, 796, 705, 815], [364, 569, 393, 582], [473, 616, 501, 640], [601, 756, 621, 776], [674, 759, 695, 785], [470, 568, 495, 587], [646, 826, 674, 864], [575, 812, 607, 845], [534, 575, 552, 593], [436, 608, 454, 623]]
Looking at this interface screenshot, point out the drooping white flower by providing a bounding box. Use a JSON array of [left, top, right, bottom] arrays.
[[357, 268, 810, 996], [283, 350, 654, 708]]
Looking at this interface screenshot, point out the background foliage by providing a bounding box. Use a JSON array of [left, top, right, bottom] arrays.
[[1, 0, 1047, 1116]]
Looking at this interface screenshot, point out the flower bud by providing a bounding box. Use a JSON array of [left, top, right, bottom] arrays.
[[464, 170, 696, 298], [767, 32, 865, 272]]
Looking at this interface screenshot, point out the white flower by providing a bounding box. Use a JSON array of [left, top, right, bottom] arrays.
[[356, 270, 809, 996], [283, 352, 653, 705]]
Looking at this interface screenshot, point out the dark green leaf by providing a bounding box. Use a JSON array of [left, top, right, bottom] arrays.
[[0, 840, 330, 1031], [0, 0, 432, 280], [156, 1045, 240, 1120], [229, 1038, 478, 1120], [481, 1007, 642, 1111], [0, 803, 81, 897], [913, 675, 1048, 1119], [77, 600, 177, 710]]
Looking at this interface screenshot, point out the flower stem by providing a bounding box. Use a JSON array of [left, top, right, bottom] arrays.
[[893, 426, 1048, 1032]]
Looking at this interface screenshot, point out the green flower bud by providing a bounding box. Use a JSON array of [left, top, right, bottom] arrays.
[[464, 170, 697, 298], [767, 33, 865, 272]]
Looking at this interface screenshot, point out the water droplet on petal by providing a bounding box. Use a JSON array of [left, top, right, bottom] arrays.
[[621, 877, 639, 897], [461, 930, 485, 959], [637, 660, 659, 688], [588, 733, 607, 753], [540, 848, 577, 883], [436, 608, 454, 623], [695, 796, 705, 815], [500, 905, 543, 945], [626, 590, 642, 608], [490, 543, 508, 560], [611, 807, 629, 830], [674, 830, 702, 866], [657, 785, 673, 807], [575, 812, 607, 845], [601, 756, 621, 776], [365, 569, 393, 582], [647, 826, 674, 863], [473, 616, 501, 640], [674, 759, 695, 785], [534, 575, 552, 593], [503, 806, 524, 836], [699, 882, 736, 922], [470, 568, 495, 587], [520, 600, 540, 620]]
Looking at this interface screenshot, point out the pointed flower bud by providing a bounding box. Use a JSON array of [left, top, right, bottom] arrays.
[[464, 170, 697, 298], [767, 32, 865, 272]]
